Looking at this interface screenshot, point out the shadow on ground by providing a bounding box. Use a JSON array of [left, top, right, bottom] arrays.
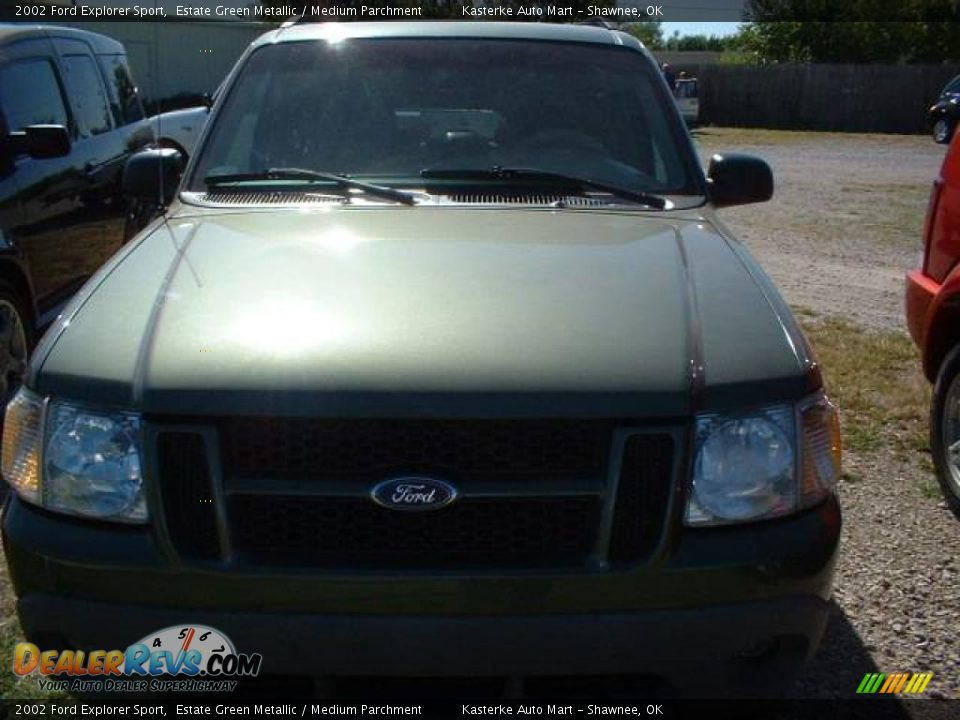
[[788, 600, 932, 718]]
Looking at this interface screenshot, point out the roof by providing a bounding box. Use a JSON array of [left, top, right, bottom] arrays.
[[0, 23, 124, 54], [262, 21, 645, 53]]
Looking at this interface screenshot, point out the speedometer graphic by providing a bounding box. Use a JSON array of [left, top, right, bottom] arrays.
[[135, 624, 236, 658], [126, 624, 245, 676]]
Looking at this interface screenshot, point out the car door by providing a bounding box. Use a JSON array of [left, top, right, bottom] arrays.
[[50, 37, 131, 293], [0, 109, 27, 299], [97, 51, 154, 238], [0, 35, 86, 319]]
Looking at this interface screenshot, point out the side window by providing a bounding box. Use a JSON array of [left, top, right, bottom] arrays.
[[0, 58, 69, 132], [101, 54, 144, 125], [60, 53, 112, 137]]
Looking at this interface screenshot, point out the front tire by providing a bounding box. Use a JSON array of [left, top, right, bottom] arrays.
[[0, 280, 32, 406], [930, 343, 960, 518], [933, 117, 955, 145]]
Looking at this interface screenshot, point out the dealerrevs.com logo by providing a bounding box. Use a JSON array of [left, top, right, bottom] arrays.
[[13, 625, 262, 693]]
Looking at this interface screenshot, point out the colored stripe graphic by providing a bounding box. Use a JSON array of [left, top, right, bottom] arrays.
[[908, 673, 933, 693], [857, 673, 884, 693], [893, 673, 909, 694], [880, 673, 909, 693], [857, 672, 933, 694]]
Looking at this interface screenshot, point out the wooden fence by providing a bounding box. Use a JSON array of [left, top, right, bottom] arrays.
[[695, 64, 960, 134]]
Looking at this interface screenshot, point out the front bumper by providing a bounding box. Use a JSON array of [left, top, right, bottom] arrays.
[[905, 268, 940, 348], [18, 594, 828, 698], [4, 494, 841, 697]]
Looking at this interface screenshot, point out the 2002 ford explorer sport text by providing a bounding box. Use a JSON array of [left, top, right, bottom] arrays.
[[1, 22, 841, 697]]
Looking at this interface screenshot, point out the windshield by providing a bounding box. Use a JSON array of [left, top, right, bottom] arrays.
[[188, 38, 702, 198]]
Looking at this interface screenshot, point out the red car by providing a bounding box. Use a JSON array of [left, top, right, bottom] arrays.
[[906, 132, 960, 517]]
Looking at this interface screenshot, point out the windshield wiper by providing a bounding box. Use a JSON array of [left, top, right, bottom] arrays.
[[204, 168, 417, 206], [420, 166, 667, 209]]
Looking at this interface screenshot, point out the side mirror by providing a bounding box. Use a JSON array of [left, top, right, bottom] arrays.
[[5, 124, 71, 159], [122, 148, 184, 206], [707, 153, 773, 208]]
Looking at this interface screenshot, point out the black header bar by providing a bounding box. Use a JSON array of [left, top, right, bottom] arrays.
[[1, 699, 958, 720], [3, 1, 958, 24]]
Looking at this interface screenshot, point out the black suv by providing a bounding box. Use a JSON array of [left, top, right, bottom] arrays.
[[0, 24, 152, 402], [930, 74, 960, 144]]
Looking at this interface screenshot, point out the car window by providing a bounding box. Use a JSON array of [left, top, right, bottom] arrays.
[[101, 54, 144, 125], [676, 81, 698, 99], [61, 53, 112, 137], [191, 39, 701, 195], [946, 76, 960, 95], [0, 58, 69, 131]]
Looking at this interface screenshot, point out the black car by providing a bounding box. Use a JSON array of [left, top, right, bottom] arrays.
[[0, 24, 153, 403], [930, 74, 960, 144]]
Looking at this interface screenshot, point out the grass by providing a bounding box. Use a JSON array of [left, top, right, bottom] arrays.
[[692, 127, 838, 145], [692, 125, 931, 146], [0, 621, 63, 700], [799, 313, 931, 466]]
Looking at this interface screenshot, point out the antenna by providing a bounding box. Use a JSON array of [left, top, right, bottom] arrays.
[[155, 102, 165, 210]]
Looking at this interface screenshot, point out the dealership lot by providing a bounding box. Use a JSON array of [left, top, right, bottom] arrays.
[[0, 128, 956, 699]]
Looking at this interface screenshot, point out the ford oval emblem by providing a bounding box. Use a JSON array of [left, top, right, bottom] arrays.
[[370, 476, 459, 512]]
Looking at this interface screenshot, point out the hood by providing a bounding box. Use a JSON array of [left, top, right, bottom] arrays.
[[32, 206, 812, 417]]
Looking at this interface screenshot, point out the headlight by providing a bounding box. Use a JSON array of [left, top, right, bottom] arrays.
[[686, 395, 840, 526], [2, 388, 146, 523]]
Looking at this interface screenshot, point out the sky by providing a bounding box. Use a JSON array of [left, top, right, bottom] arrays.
[[661, 22, 743, 38]]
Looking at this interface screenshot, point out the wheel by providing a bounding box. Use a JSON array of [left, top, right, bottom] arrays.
[[930, 343, 960, 518], [0, 281, 32, 406], [933, 117, 955, 145]]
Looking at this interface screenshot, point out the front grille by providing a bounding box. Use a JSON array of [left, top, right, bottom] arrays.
[[157, 433, 220, 560], [222, 418, 613, 483], [230, 495, 600, 569], [156, 421, 675, 571], [608, 434, 675, 563]]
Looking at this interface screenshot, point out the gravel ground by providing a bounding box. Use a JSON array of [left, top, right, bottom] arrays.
[[695, 129, 960, 702], [695, 127, 944, 330]]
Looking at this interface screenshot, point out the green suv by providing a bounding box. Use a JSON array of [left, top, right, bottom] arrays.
[[1, 22, 841, 697]]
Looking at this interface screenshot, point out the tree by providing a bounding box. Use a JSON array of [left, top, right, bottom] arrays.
[[738, 0, 960, 63], [620, 22, 664, 50], [662, 33, 737, 52]]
